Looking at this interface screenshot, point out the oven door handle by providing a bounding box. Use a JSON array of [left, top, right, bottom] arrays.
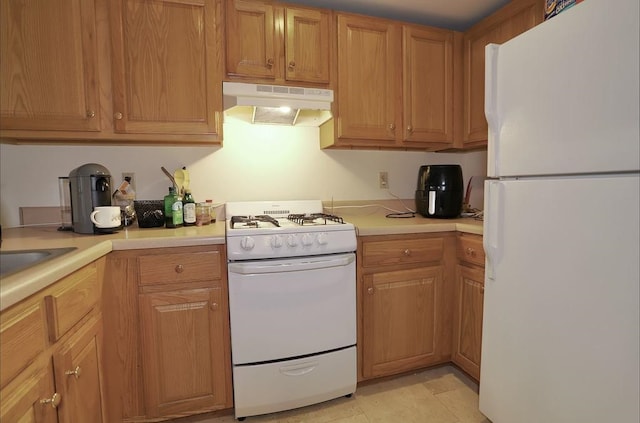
[[228, 254, 355, 274]]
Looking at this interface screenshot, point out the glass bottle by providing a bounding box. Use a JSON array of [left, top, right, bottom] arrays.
[[196, 202, 210, 226], [183, 190, 196, 226], [164, 187, 183, 228], [205, 199, 216, 223]]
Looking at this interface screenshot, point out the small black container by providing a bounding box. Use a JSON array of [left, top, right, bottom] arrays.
[[415, 165, 463, 218]]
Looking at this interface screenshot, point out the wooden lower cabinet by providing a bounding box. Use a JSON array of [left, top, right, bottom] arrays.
[[358, 233, 456, 380], [452, 265, 484, 380], [103, 244, 232, 421], [139, 287, 228, 416], [0, 259, 107, 423], [0, 364, 58, 423], [451, 233, 486, 381]]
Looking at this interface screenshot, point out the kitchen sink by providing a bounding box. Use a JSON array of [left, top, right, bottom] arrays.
[[0, 247, 77, 278]]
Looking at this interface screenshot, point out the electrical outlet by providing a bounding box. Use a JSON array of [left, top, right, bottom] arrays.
[[122, 172, 135, 191], [379, 171, 389, 189]]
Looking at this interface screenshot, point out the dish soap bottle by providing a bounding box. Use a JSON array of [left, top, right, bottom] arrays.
[[183, 190, 196, 226]]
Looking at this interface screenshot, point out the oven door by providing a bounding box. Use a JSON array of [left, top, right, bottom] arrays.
[[228, 253, 356, 365]]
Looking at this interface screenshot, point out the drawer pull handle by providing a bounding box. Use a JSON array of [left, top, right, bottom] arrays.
[[211, 302, 219, 310], [367, 287, 374, 295], [466, 247, 476, 257], [114, 112, 123, 120], [86, 110, 95, 118], [40, 393, 61, 408], [403, 249, 411, 256], [266, 58, 274, 68], [288, 60, 296, 70], [175, 264, 184, 273], [65, 366, 82, 379]]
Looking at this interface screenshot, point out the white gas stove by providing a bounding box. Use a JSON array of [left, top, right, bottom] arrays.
[[225, 200, 356, 261], [225, 200, 357, 420]]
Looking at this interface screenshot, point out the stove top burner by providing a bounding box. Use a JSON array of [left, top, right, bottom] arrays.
[[231, 215, 280, 229], [288, 213, 344, 225]]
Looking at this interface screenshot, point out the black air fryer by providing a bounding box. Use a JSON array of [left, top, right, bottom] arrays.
[[415, 165, 463, 218]]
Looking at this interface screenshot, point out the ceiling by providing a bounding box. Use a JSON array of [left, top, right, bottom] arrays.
[[283, 0, 512, 31]]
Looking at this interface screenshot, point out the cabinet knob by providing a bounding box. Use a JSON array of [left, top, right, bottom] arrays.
[[466, 247, 476, 257], [403, 249, 411, 256], [288, 60, 296, 70], [211, 302, 219, 310], [65, 366, 82, 379], [480, 286, 485, 294], [367, 287, 374, 295], [388, 123, 396, 131], [266, 58, 274, 68], [86, 110, 96, 118], [407, 125, 413, 134], [175, 264, 184, 273], [40, 393, 61, 408], [114, 112, 123, 120]]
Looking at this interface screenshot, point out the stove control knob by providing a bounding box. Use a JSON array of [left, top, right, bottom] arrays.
[[271, 235, 283, 248], [240, 236, 255, 250], [317, 233, 328, 245], [302, 233, 314, 246], [287, 234, 298, 247]]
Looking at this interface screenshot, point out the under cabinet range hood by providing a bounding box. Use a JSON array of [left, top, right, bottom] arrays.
[[222, 82, 333, 126]]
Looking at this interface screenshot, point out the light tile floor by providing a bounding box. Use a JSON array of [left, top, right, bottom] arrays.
[[177, 365, 490, 423]]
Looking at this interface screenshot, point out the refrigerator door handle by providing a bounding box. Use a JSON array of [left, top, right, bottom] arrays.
[[483, 180, 504, 281], [485, 44, 500, 178]]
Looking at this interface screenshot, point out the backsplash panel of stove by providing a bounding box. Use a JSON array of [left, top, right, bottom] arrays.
[[0, 121, 487, 227]]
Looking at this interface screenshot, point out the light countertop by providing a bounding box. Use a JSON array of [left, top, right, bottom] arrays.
[[0, 209, 483, 311], [0, 222, 226, 311]]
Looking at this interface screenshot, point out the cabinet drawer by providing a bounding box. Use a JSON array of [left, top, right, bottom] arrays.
[[45, 262, 100, 342], [457, 234, 485, 267], [0, 303, 46, 389], [138, 250, 221, 286], [362, 238, 444, 267]]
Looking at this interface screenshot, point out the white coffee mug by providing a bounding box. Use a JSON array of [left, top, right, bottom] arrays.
[[90, 206, 121, 228]]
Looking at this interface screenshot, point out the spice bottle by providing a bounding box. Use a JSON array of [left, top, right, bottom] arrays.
[[196, 202, 210, 226], [205, 199, 217, 223]]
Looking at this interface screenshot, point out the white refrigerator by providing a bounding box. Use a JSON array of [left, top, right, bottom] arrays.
[[480, 0, 639, 422]]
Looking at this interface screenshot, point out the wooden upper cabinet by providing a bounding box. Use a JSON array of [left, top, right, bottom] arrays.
[[0, 0, 100, 132], [225, 0, 331, 85], [336, 14, 401, 145], [403, 25, 454, 147], [110, 0, 222, 136], [328, 14, 456, 150], [285, 7, 330, 84], [462, 0, 543, 147], [225, 0, 277, 79]]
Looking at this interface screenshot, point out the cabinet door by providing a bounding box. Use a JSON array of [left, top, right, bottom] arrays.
[[226, 0, 277, 79], [0, 0, 100, 131], [285, 7, 330, 84], [402, 26, 454, 146], [452, 265, 484, 381], [0, 365, 58, 423], [336, 15, 401, 144], [463, 0, 542, 146], [53, 316, 106, 423], [139, 287, 229, 417], [362, 266, 447, 378], [110, 0, 221, 136]]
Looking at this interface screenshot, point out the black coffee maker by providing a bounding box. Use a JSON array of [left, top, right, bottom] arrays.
[[415, 165, 463, 218], [69, 163, 113, 234]]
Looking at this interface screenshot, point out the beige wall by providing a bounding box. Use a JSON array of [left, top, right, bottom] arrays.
[[0, 121, 487, 227]]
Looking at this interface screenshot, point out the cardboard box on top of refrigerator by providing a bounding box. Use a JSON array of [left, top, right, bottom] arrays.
[[544, 0, 584, 20]]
